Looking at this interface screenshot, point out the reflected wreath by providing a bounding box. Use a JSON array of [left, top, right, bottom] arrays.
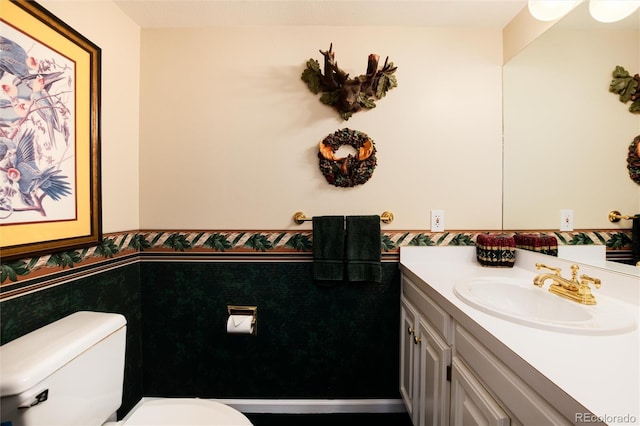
[[628, 135, 640, 185], [318, 128, 377, 187]]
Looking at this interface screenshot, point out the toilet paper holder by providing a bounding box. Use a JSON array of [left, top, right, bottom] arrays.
[[227, 305, 257, 335]]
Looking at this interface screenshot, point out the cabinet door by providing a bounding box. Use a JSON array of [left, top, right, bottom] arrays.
[[417, 317, 451, 426], [400, 296, 418, 422], [450, 357, 510, 426]]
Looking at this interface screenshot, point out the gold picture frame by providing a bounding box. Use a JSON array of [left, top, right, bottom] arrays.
[[0, 0, 101, 261]]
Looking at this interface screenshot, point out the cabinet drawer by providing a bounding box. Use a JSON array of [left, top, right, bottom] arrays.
[[450, 357, 509, 426], [454, 324, 571, 425], [402, 274, 451, 342]]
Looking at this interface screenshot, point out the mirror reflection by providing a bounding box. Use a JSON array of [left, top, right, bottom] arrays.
[[503, 2, 640, 232]]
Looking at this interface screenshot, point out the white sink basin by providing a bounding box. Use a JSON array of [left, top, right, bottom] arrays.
[[454, 276, 637, 335]]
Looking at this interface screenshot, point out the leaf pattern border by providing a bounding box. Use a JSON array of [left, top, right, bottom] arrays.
[[0, 229, 633, 285]]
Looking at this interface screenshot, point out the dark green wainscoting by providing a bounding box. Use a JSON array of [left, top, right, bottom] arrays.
[[0, 263, 144, 419], [1, 259, 403, 419], [140, 261, 402, 399]]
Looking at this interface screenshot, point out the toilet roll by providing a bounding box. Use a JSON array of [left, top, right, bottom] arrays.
[[226, 314, 254, 334]]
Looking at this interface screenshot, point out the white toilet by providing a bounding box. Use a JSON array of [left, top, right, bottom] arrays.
[[0, 311, 253, 426]]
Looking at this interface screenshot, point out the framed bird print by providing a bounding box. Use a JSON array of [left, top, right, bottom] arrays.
[[0, 0, 101, 261]]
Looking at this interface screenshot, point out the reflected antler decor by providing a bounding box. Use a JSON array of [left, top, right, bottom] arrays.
[[609, 66, 640, 185], [609, 65, 640, 113], [301, 43, 398, 120]]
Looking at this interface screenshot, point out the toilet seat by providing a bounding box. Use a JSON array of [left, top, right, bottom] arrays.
[[121, 398, 252, 425]]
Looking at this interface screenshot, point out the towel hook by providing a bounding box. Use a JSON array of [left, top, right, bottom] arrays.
[[608, 210, 635, 223]]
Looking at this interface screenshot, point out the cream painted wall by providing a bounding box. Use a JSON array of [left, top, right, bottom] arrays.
[[25, 4, 638, 235], [503, 28, 640, 230], [40, 1, 141, 233], [139, 27, 504, 230]]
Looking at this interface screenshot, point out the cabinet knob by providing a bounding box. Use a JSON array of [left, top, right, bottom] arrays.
[[407, 327, 414, 335], [414, 335, 421, 345]]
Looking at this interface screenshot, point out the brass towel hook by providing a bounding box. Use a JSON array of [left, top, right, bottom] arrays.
[[293, 211, 394, 225]]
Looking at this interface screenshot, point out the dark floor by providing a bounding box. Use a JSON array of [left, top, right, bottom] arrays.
[[245, 413, 413, 426]]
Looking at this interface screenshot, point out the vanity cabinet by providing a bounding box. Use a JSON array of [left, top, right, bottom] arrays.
[[400, 272, 572, 426], [453, 324, 570, 425], [400, 276, 451, 426]]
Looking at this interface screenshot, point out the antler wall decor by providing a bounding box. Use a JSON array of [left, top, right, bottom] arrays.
[[301, 43, 398, 120]]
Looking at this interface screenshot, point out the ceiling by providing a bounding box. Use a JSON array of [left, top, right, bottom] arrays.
[[113, 0, 529, 29]]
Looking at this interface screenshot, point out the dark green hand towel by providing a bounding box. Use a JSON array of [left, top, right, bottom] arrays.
[[313, 216, 345, 281], [346, 215, 381, 283]]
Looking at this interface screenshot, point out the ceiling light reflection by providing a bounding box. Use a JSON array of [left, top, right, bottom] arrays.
[[528, 0, 579, 21], [589, 0, 640, 23]]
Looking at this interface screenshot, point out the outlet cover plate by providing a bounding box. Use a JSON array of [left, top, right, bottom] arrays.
[[431, 210, 445, 232], [560, 209, 573, 231]]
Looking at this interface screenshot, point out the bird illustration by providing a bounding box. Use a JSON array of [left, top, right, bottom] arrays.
[[31, 75, 62, 147], [0, 136, 16, 162], [0, 98, 30, 126], [2, 71, 65, 102], [2, 80, 32, 101], [6, 130, 71, 204], [0, 36, 36, 79]]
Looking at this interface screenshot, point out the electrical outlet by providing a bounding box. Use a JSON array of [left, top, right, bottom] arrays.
[[560, 209, 573, 231], [431, 210, 445, 232]]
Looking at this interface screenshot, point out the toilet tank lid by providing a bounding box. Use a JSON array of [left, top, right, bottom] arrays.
[[0, 311, 126, 396]]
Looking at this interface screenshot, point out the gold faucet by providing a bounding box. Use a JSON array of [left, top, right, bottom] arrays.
[[533, 263, 601, 305]]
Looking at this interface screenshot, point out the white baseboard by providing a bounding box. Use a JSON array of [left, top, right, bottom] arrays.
[[134, 397, 406, 415], [212, 398, 407, 414]]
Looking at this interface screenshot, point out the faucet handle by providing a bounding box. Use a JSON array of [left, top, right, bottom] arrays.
[[580, 274, 601, 290], [577, 274, 601, 304], [535, 263, 561, 275]]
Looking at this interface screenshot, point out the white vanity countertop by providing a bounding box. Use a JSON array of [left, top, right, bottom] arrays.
[[399, 246, 640, 425]]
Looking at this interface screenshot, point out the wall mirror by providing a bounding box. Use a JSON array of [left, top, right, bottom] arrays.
[[503, 2, 640, 234]]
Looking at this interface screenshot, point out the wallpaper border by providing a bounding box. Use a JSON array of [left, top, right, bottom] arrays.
[[0, 228, 633, 300]]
